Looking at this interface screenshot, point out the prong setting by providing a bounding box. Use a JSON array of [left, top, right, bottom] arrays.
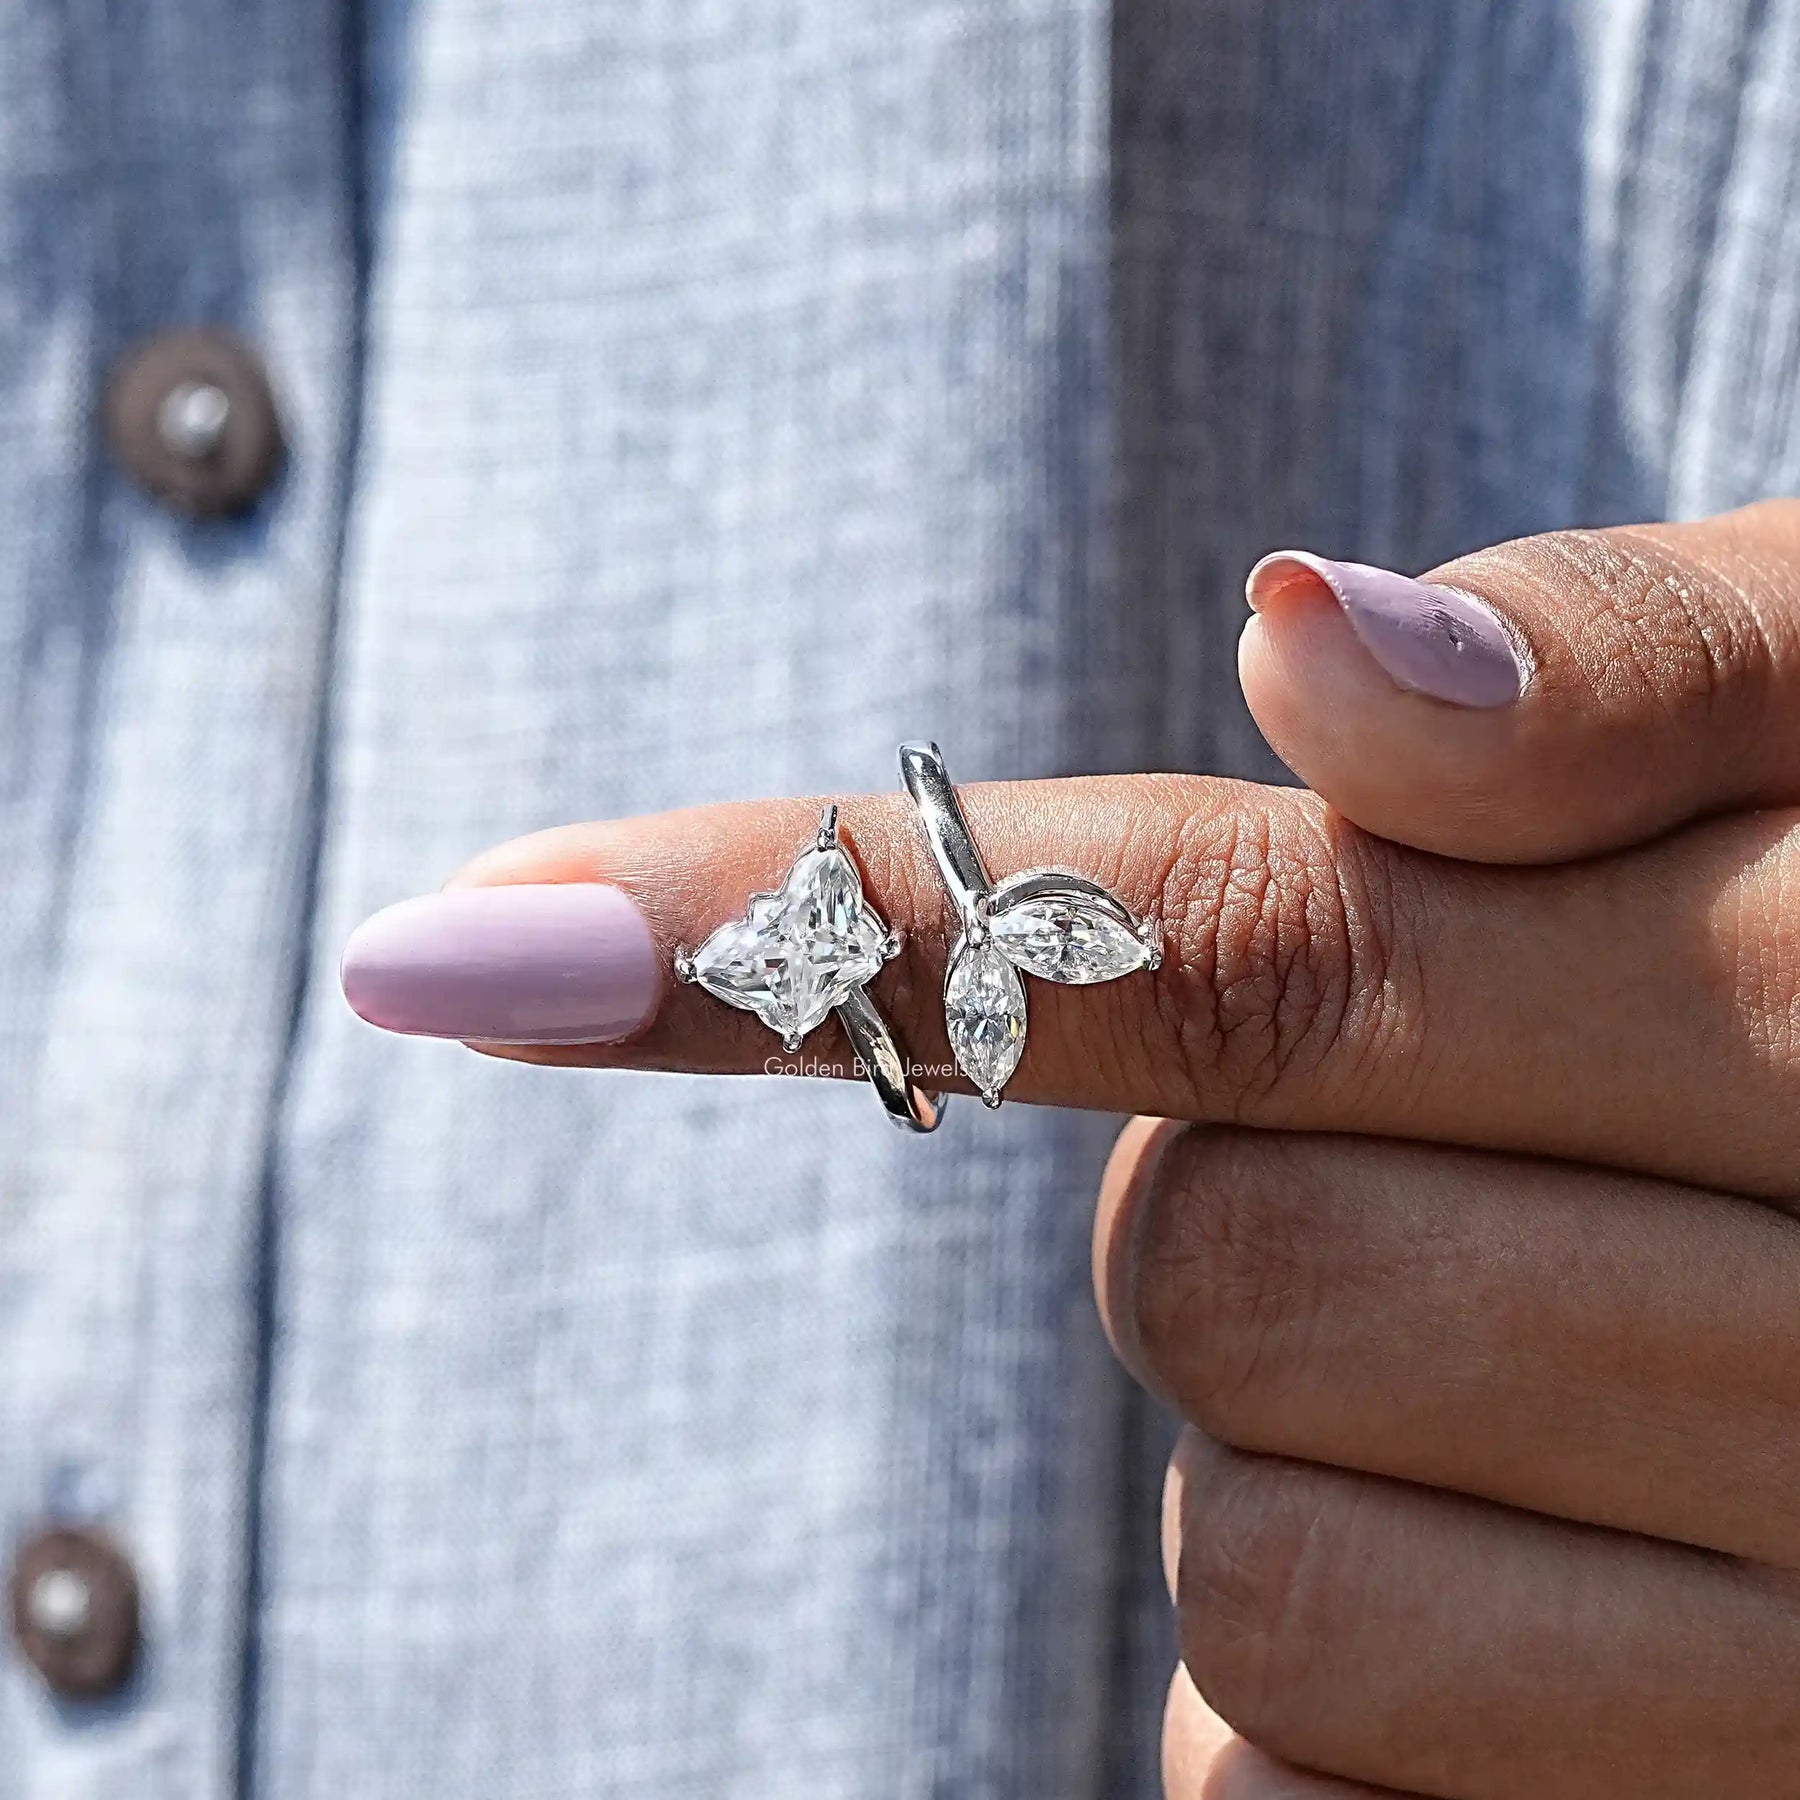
[[676, 796, 943, 1130]]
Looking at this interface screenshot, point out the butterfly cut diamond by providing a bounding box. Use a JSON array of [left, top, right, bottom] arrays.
[[677, 808, 897, 1051]]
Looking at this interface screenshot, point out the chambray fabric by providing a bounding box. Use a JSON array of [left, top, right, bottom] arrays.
[[3, 2, 1800, 1795]]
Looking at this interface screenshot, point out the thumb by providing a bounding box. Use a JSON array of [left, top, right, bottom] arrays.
[[1240, 499, 1800, 863]]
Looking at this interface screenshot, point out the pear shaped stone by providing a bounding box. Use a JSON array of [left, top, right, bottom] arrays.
[[988, 885, 1154, 985], [689, 844, 889, 1045], [944, 937, 1027, 1101]]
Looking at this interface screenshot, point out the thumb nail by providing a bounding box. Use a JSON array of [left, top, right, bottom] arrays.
[[1247, 552, 1528, 709]]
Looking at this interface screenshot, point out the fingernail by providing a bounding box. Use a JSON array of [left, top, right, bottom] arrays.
[[1246, 552, 1527, 708], [341, 884, 661, 1044]]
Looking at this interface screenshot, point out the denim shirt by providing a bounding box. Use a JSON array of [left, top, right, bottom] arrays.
[[3, 3, 1798, 1794]]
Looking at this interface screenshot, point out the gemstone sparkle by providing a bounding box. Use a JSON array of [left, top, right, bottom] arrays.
[[987, 884, 1155, 985], [688, 843, 890, 1046], [943, 937, 1027, 1101]]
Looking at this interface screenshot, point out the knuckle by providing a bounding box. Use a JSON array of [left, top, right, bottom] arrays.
[[1153, 801, 1424, 1118], [1130, 1128, 1328, 1434], [1174, 1439, 1343, 1759], [1713, 815, 1800, 1078], [1518, 528, 1773, 724]]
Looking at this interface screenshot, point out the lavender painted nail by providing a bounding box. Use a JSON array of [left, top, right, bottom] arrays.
[[341, 884, 661, 1045], [1247, 551, 1528, 708]]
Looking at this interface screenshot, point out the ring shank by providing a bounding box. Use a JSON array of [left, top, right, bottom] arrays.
[[898, 741, 991, 920], [835, 986, 943, 1133]]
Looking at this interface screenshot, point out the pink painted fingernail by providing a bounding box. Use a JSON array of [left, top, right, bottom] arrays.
[[1247, 551, 1528, 708], [340, 884, 661, 1044]]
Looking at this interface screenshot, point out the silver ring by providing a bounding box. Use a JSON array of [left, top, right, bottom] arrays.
[[674, 803, 943, 1133], [900, 741, 1162, 1107]]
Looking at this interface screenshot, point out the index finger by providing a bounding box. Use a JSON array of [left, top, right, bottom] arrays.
[[341, 766, 1800, 1199], [355, 769, 1359, 1119]]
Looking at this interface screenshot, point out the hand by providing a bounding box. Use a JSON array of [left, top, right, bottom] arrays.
[[343, 500, 1800, 1795], [1104, 499, 1800, 1797]]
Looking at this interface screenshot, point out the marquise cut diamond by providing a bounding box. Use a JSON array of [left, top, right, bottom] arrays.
[[943, 938, 1027, 1101], [689, 844, 890, 1045]]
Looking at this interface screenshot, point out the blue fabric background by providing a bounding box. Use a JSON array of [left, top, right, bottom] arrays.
[[2, 2, 1798, 1793]]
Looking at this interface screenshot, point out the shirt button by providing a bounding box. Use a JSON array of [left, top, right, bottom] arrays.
[[103, 325, 285, 518], [9, 1527, 140, 1700]]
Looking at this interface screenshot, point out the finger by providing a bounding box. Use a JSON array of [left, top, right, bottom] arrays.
[[1163, 1482, 1402, 1797], [1166, 1429, 1800, 1799], [1163, 1665, 1237, 1794], [1242, 499, 1800, 862], [344, 780, 1800, 1198], [1163, 1665, 1398, 1799], [1098, 1125, 1800, 1567]]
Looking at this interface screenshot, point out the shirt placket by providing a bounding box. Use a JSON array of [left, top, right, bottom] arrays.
[[0, 4, 358, 1793]]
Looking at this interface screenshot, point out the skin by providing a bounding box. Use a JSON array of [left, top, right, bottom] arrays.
[[452, 499, 1800, 1795]]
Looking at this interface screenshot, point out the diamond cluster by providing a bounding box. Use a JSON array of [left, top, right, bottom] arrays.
[[942, 873, 1160, 1104]]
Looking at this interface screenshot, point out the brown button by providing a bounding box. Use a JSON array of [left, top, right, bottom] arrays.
[[10, 1526, 140, 1699], [104, 325, 284, 518]]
